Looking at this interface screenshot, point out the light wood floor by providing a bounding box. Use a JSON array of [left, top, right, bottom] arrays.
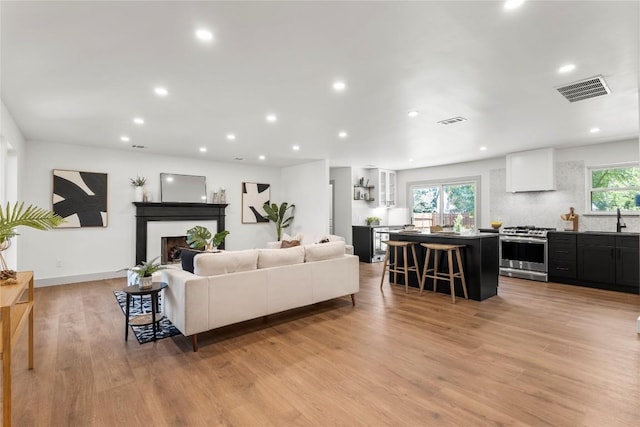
[[4, 263, 640, 426]]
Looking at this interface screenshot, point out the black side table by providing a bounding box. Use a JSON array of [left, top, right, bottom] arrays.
[[122, 282, 168, 342]]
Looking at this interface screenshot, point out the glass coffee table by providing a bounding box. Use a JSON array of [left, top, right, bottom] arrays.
[[122, 282, 168, 342]]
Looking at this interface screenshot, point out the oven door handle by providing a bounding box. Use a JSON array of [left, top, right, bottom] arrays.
[[500, 237, 547, 244]]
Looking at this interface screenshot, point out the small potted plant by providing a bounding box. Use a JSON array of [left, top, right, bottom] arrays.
[[366, 216, 381, 226], [130, 176, 147, 202], [186, 226, 230, 251], [131, 256, 167, 289]]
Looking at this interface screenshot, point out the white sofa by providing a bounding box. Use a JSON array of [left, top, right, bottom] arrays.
[[266, 232, 354, 254], [161, 241, 359, 351]]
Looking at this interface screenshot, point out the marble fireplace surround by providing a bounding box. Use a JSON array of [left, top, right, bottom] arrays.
[[133, 202, 228, 265]]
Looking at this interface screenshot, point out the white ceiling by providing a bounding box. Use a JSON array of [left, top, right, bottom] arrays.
[[1, 1, 638, 170]]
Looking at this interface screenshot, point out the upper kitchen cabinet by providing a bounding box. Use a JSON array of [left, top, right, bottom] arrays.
[[506, 148, 556, 192], [376, 169, 396, 208]]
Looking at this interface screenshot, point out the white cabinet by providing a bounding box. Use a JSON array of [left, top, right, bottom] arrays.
[[506, 148, 556, 192], [376, 169, 396, 208]]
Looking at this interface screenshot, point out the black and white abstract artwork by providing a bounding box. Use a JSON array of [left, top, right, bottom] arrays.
[[53, 169, 108, 228], [242, 182, 270, 223]]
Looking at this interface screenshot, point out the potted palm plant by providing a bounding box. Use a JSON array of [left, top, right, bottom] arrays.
[[131, 256, 167, 289], [0, 202, 65, 282], [263, 202, 295, 241], [186, 226, 230, 251]]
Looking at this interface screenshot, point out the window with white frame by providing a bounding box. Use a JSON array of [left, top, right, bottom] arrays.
[[410, 178, 478, 229], [587, 164, 640, 214]]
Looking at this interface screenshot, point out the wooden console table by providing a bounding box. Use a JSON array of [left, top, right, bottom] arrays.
[[1, 271, 34, 426]]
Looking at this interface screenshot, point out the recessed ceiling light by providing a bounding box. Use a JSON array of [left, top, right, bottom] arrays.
[[133, 117, 144, 125], [333, 81, 346, 91], [590, 127, 601, 133], [166, 176, 174, 182], [259, 155, 266, 160], [338, 131, 348, 138], [292, 145, 300, 151], [480, 146, 488, 151], [195, 29, 213, 42], [226, 133, 236, 140], [409, 158, 414, 162], [199, 147, 207, 153], [408, 110, 419, 118], [154, 87, 168, 96], [558, 64, 576, 73], [120, 136, 130, 142], [266, 114, 277, 123], [504, 0, 525, 10]]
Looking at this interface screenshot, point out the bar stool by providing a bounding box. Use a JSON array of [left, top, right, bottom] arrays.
[[379, 240, 421, 293], [419, 243, 468, 303]]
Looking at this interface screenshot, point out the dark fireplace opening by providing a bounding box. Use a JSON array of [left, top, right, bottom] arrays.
[[161, 236, 189, 264]]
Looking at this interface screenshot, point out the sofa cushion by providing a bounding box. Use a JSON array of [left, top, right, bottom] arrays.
[[280, 239, 301, 248], [258, 246, 305, 269], [304, 241, 346, 262], [194, 249, 259, 276]]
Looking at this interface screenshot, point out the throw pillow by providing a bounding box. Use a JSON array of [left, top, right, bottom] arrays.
[[180, 248, 202, 273], [281, 232, 302, 242], [280, 239, 301, 248]]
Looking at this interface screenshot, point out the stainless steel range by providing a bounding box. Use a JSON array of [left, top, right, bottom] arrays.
[[499, 226, 555, 282]]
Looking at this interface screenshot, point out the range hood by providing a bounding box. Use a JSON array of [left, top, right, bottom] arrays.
[[506, 148, 556, 192]]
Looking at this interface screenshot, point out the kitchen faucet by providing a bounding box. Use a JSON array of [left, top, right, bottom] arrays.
[[616, 208, 626, 232]]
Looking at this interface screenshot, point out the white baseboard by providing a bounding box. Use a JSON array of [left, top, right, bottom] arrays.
[[35, 271, 127, 288]]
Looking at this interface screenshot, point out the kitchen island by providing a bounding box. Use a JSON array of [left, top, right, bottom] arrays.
[[387, 231, 499, 301]]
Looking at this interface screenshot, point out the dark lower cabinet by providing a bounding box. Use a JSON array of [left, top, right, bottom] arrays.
[[548, 232, 639, 294], [577, 235, 616, 285], [615, 236, 639, 288], [548, 232, 577, 281], [573, 233, 639, 294]]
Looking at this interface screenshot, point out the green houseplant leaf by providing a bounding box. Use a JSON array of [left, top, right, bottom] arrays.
[[131, 256, 167, 278], [0, 201, 65, 273], [186, 226, 229, 250], [262, 201, 295, 241]]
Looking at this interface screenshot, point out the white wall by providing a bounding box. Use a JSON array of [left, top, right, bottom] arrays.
[[329, 167, 353, 243], [1, 101, 26, 269], [21, 140, 283, 285], [281, 159, 330, 242]]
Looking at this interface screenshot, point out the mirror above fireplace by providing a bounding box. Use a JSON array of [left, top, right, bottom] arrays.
[[160, 173, 207, 203]]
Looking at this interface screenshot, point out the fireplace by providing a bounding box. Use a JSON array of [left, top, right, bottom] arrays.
[[161, 236, 189, 264], [133, 202, 228, 264]]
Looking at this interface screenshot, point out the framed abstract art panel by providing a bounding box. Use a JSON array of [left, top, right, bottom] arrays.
[[52, 169, 108, 228], [242, 182, 270, 223]]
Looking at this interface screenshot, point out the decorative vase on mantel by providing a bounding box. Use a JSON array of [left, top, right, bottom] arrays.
[[134, 186, 144, 202]]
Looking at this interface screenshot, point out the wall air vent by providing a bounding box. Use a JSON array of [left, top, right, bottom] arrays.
[[437, 116, 467, 125], [556, 75, 610, 102]]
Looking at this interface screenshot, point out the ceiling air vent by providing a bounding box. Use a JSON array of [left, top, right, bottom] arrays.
[[556, 75, 610, 102], [437, 116, 467, 125], [131, 144, 146, 149]]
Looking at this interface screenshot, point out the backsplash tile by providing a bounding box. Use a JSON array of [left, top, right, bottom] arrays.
[[490, 161, 638, 232]]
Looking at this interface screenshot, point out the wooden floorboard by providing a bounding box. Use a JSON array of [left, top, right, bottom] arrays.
[[3, 263, 640, 426]]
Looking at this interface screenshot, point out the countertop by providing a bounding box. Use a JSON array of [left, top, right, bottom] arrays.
[[352, 225, 405, 229], [549, 230, 640, 237], [388, 230, 499, 239]]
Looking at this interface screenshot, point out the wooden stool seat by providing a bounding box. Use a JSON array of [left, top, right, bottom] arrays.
[[379, 241, 421, 293], [419, 243, 468, 303]]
